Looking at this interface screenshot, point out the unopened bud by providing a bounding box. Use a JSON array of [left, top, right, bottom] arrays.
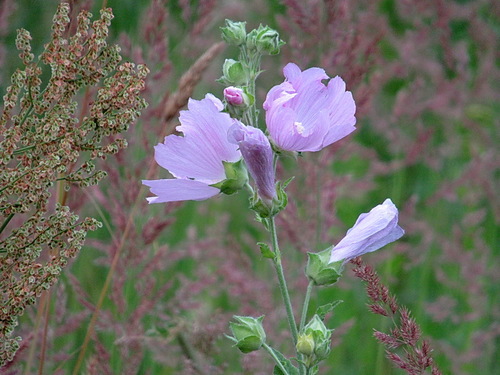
[[228, 315, 266, 353], [221, 19, 247, 46], [222, 59, 247, 86]]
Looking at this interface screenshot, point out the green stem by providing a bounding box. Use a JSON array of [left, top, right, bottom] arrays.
[[262, 343, 289, 375], [300, 280, 314, 332], [269, 216, 298, 344]]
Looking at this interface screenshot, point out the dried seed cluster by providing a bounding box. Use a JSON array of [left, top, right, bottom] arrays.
[[0, 3, 148, 365]]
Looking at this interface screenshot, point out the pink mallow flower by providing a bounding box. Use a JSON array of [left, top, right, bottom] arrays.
[[263, 63, 356, 152], [329, 199, 404, 263], [142, 94, 241, 203], [224, 86, 245, 106], [228, 122, 276, 202]]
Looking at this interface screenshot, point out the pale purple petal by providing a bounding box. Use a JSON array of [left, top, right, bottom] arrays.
[[264, 63, 356, 152], [143, 94, 243, 203], [142, 179, 219, 203], [155, 95, 241, 184], [228, 122, 276, 201], [329, 199, 404, 263]]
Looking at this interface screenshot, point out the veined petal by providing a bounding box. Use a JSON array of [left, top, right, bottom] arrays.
[[264, 63, 356, 153], [142, 179, 219, 203], [228, 122, 276, 201], [154, 95, 241, 183]]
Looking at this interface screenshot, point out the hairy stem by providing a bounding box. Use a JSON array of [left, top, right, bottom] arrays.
[[269, 216, 298, 344], [300, 280, 314, 332]]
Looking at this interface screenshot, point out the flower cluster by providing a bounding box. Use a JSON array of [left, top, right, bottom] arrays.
[[143, 62, 356, 208]]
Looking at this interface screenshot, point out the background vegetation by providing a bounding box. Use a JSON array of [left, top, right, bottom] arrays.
[[0, 0, 498, 374]]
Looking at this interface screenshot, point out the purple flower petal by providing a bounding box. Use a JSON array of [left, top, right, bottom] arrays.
[[264, 63, 356, 152], [143, 94, 242, 203], [228, 122, 276, 202], [142, 179, 220, 203], [329, 199, 404, 263]]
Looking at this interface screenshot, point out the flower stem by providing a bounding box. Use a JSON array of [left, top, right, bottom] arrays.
[[269, 216, 298, 344], [262, 343, 290, 375], [300, 280, 314, 332]]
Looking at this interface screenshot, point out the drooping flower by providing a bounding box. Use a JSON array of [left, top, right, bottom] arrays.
[[228, 122, 276, 202], [329, 199, 404, 263], [263, 63, 356, 152], [142, 94, 243, 203]]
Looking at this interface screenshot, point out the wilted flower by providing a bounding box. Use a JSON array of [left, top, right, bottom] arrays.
[[263, 63, 356, 152], [228, 122, 276, 202], [329, 199, 404, 263], [143, 94, 244, 203]]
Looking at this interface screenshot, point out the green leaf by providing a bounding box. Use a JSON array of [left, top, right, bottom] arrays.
[[258, 242, 275, 259], [269, 346, 299, 375], [316, 300, 343, 320]]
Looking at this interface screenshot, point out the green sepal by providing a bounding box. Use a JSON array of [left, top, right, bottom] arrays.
[[258, 242, 275, 259], [251, 176, 294, 221], [315, 300, 343, 320], [305, 247, 343, 286], [211, 159, 248, 195], [219, 59, 248, 86], [228, 315, 266, 354]]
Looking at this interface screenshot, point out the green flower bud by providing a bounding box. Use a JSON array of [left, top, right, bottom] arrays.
[[247, 25, 284, 55], [296, 333, 315, 356], [221, 59, 248, 86], [228, 315, 266, 353], [221, 19, 247, 46], [303, 315, 332, 362], [305, 247, 343, 286]]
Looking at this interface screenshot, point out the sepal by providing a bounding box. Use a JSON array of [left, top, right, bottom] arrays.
[[228, 315, 266, 353], [305, 247, 343, 286], [211, 159, 248, 195]]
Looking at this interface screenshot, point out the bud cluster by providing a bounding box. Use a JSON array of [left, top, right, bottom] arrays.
[[296, 315, 333, 368], [219, 20, 284, 122]]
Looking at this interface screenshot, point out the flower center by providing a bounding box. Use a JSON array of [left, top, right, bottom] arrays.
[[294, 121, 305, 135]]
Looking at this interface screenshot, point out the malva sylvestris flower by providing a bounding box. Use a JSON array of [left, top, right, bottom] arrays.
[[329, 199, 404, 263], [142, 94, 242, 203], [228, 122, 276, 202], [263, 63, 356, 152]]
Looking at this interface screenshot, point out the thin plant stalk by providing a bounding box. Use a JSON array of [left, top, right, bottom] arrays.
[[269, 216, 298, 344], [300, 280, 314, 331]]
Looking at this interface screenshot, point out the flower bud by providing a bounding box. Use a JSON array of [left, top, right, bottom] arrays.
[[224, 86, 245, 106], [296, 333, 315, 356], [302, 315, 332, 362], [220, 19, 247, 46], [247, 25, 284, 55], [221, 59, 247, 86], [228, 315, 266, 353], [305, 247, 343, 286], [228, 122, 276, 203]]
